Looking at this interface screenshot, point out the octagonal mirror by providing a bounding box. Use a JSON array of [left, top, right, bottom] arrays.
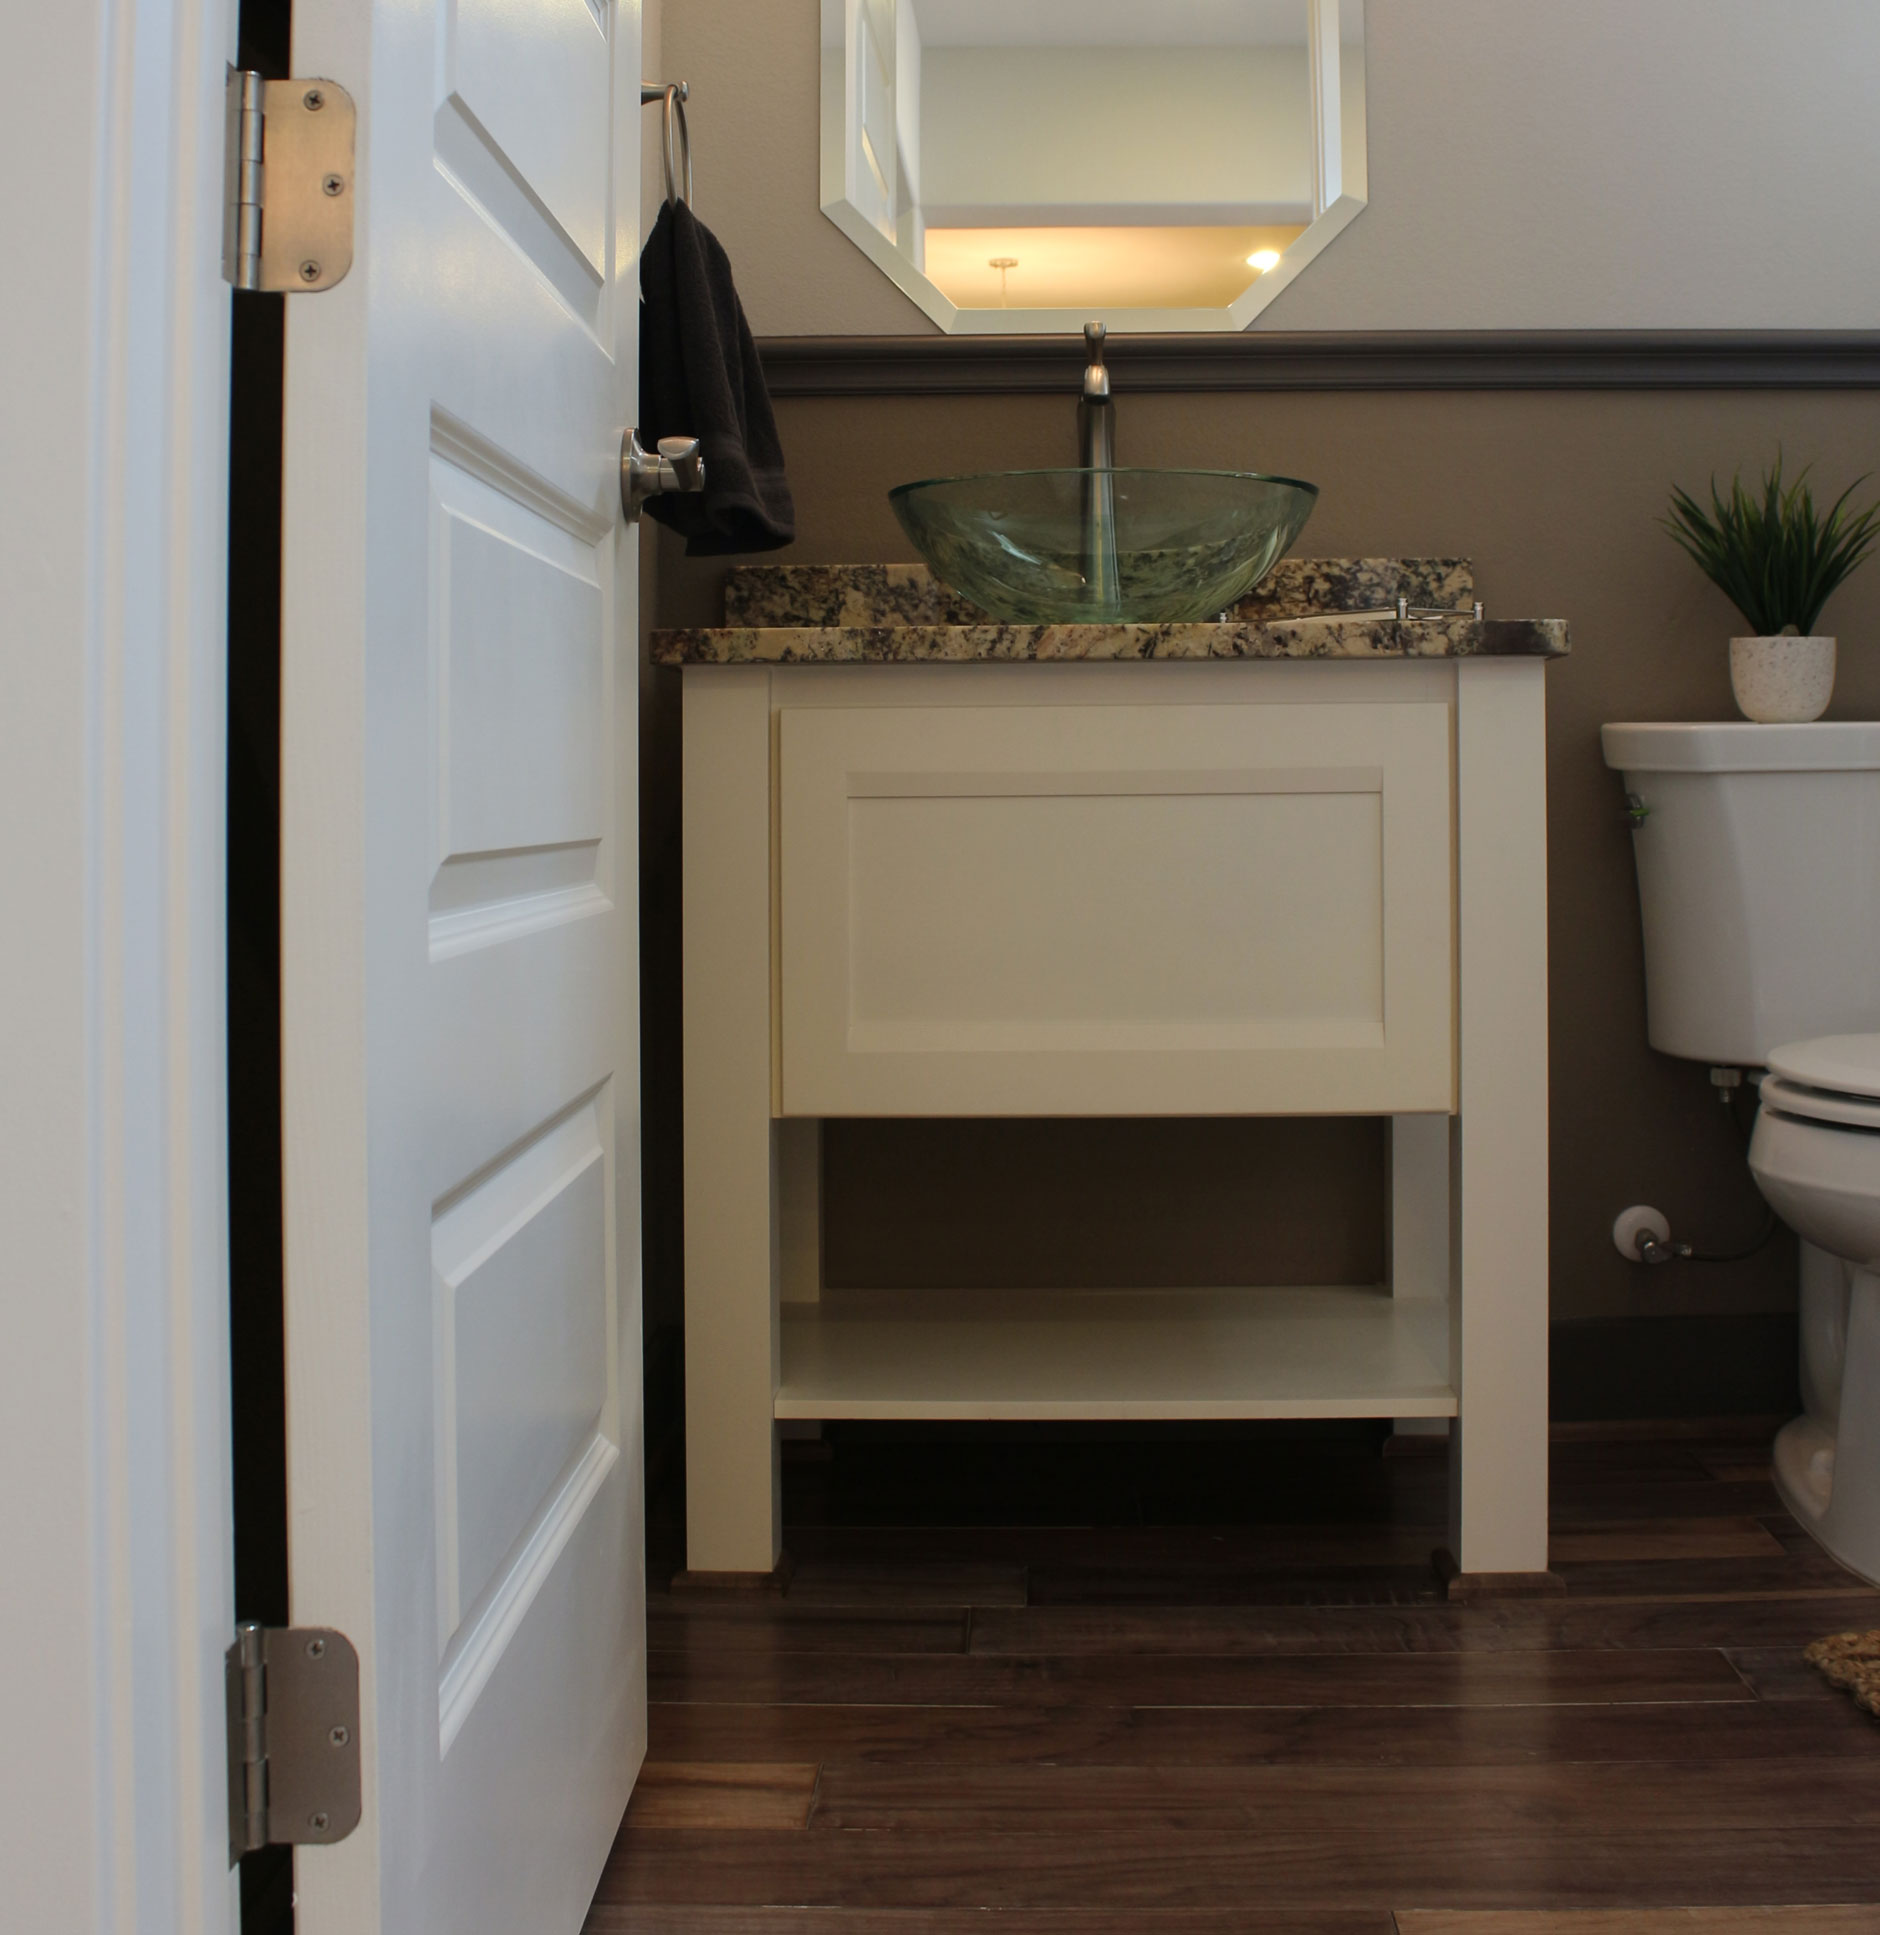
[[820, 0, 1366, 334]]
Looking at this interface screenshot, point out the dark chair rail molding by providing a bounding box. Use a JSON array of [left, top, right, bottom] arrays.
[[758, 330, 1880, 397]]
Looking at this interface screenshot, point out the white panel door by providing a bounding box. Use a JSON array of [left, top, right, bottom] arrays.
[[279, 2, 644, 1931]]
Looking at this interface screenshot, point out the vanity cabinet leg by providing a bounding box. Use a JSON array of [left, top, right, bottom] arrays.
[[681, 668, 783, 1577], [778, 1118, 823, 1309], [1445, 661, 1556, 1594], [1389, 1114, 1451, 1447]]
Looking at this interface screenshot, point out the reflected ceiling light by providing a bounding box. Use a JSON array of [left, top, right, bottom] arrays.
[[1247, 249, 1282, 273], [923, 227, 1309, 310]]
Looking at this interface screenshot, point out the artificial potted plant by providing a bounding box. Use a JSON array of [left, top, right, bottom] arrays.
[[1664, 457, 1880, 722]]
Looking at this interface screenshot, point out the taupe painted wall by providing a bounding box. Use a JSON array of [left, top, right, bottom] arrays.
[[634, 0, 1880, 1417], [659, 0, 1880, 335], [651, 386, 1880, 1325]]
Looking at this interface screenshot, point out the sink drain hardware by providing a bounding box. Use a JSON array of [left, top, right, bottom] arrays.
[[1396, 594, 1485, 621]]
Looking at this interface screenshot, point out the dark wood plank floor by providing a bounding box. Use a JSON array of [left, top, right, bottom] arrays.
[[587, 1422, 1880, 1933]]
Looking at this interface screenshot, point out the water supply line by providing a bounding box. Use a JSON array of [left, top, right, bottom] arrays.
[[1613, 1065, 1784, 1268]]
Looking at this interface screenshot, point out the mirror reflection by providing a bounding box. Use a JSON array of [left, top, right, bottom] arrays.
[[821, 0, 1366, 332]]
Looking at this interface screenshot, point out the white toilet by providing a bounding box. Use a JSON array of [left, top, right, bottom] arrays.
[[1602, 721, 1880, 1585]]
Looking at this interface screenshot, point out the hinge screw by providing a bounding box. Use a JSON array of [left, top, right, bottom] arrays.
[[306, 1637, 327, 1658], [322, 173, 345, 197], [310, 1811, 331, 1833], [304, 87, 325, 111], [299, 260, 322, 283], [329, 1725, 350, 1747]]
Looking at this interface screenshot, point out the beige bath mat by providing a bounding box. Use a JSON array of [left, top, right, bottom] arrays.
[[1805, 1627, 1880, 1715]]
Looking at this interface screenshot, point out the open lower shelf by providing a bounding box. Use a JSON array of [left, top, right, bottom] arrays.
[[776, 1285, 1454, 1422]]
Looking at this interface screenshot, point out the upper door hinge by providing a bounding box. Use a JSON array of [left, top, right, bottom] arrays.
[[223, 68, 356, 293], [225, 1622, 363, 1865]]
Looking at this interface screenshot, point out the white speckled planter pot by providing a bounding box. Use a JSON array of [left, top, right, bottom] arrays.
[[1730, 634, 1836, 722]]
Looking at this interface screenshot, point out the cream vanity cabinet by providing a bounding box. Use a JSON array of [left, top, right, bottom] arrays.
[[664, 576, 1565, 1598], [778, 696, 1453, 1117]]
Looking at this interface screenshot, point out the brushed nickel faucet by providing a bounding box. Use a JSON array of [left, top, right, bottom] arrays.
[[1078, 321, 1119, 612], [1078, 320, 1115, 469]]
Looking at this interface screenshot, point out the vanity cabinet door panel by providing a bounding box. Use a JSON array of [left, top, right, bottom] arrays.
[[777, 701, 1454, 1117]]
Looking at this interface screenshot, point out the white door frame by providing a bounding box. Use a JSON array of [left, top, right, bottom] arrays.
[[0, 1, 240, 1929]]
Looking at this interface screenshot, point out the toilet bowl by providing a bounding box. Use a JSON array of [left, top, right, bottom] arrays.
[[1749, 1034, 1880, 1585]]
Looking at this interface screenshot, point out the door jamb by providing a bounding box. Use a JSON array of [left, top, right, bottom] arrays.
[[0, 0, 241, 1928]]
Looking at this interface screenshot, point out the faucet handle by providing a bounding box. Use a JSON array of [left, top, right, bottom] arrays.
[[1082, 320, 1110, 399]]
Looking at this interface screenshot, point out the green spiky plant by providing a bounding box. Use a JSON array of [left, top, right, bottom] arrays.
[[1663, 457, 1880, 637]]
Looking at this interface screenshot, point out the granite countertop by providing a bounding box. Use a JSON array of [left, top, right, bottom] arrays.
[[650, 560, 1569, 666]]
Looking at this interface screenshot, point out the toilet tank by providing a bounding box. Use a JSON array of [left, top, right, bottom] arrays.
[[1602, 722, 1880, 1066]]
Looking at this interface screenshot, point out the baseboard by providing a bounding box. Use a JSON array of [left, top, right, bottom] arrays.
[[1550, 1313, 1800, 1423], [1549, 1413, 1788, 1443]]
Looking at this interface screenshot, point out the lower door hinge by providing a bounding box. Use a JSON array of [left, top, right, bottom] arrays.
[[223, 68, 356, 293], [225, 1623, 363, 1865]]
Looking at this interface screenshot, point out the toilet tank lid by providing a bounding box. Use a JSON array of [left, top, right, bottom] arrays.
[[1768, 1034, 1880, 1100], [1602, 721, 1880, 773]]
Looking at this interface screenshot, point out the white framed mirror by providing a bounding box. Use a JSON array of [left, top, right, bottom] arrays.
[[819, 0, 1367, 334]]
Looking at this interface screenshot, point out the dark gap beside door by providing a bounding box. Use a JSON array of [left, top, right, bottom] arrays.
[[228, 0, 293, 1927]]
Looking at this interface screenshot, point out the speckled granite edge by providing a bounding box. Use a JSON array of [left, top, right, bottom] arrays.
[[1234, 557, 1473, 622], [723, 558, 1475, 628], [651, 615, 1568, 666]]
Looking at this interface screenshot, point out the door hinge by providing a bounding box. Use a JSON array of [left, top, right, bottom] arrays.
[[223, 67, 356, 292], [225, 1623, 363, 1865]]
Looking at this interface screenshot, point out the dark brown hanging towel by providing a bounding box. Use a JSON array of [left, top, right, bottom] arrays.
[[638, 198, 795, 555]]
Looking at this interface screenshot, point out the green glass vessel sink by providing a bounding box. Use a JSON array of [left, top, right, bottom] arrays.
[[888, 466, 1319, 625]]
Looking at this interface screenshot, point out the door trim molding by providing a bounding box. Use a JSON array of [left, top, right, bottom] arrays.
[[757, 330, 1880, 397], [0, 0, 238, 1928]]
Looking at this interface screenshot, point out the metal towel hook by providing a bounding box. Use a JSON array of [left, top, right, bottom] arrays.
[[640, 81, 692, 208]]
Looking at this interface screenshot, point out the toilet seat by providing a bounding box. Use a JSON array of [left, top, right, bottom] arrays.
[[1763, 1034, 1880, 1132], [1762, 1075, 1880, 1133], [1768, 1034, 1880, 1099]]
